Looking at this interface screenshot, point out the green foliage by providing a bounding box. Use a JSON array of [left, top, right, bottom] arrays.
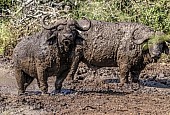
[[0, 21, 12, 54], [0, 20, 18, 56], [71, 0, 170, 33], [0, 0, 14, 11], [142, 33, 170, 51]]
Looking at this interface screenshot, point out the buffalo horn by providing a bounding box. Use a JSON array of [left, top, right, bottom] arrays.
[[133, 38, 149, 44], [41, 15, 65, 30], [75, 17, 91, 31]]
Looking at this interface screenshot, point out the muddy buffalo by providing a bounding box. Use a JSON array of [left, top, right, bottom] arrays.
[[66, 20, 169, 87], [13, 16, 91, 95]]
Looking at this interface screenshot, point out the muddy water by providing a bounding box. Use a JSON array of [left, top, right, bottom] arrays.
[[0, 67, 46, 95], [0, 62, 170, 114], [0, 67, 74, 95], [1, 63, 170, 95]]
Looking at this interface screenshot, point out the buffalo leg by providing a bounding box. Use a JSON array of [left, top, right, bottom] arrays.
[[36, 78, 40, 88], [67, 45, 83, 80], [129, 71, 142, 90], [119, 63, 130, 86], [130, 63, 145, 83], [55, 69, 69, 92], [67, 55, 81, 80], [15, 69, 28, 95], [36, 67, 48, 94], [23, 73, 34, 91], [130, 71, 140, 83]]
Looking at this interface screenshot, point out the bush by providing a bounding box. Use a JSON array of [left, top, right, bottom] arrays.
[[71, 0, 170, 33], [0, 21, 16, 55]]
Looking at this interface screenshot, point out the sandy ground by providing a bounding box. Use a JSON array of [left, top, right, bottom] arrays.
[[0, 57, 170, 115]]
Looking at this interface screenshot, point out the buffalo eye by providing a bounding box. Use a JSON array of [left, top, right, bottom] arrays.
[[57, 25, 64, 31], [69, 25, 76, 30]]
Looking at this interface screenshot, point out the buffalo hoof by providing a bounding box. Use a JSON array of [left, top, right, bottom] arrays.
[[131, 78, 140, 83], [117, 83, 131, 90], [118, 83, 129, 87], [18, 92, 25, 96], [41, 92, 50, 96], [51, 89, 61, 95], [130, 82, 144, 91], [18, 90, 25, 96]]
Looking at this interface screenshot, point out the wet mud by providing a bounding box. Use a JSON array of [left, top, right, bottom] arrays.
[[0, 57, 170, 115]]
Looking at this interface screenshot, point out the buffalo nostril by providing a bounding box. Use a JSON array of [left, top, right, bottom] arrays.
[[69, 34, 73, 38], [65, 41, 69, 45], [63, 40, 70, 46]]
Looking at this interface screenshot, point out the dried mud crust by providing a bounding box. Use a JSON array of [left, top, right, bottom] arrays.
[[0, 57, 170, 114]]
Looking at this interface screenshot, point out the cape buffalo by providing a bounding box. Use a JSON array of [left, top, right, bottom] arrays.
[[13, 16, 91, 95], [65, 20, 169, 87]]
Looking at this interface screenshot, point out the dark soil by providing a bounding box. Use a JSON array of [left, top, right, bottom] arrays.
[[0, 56, 170, 115]]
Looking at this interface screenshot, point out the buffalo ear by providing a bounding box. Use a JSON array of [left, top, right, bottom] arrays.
[[47, 34, 56, 45], [163, 42, 169, 54]]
